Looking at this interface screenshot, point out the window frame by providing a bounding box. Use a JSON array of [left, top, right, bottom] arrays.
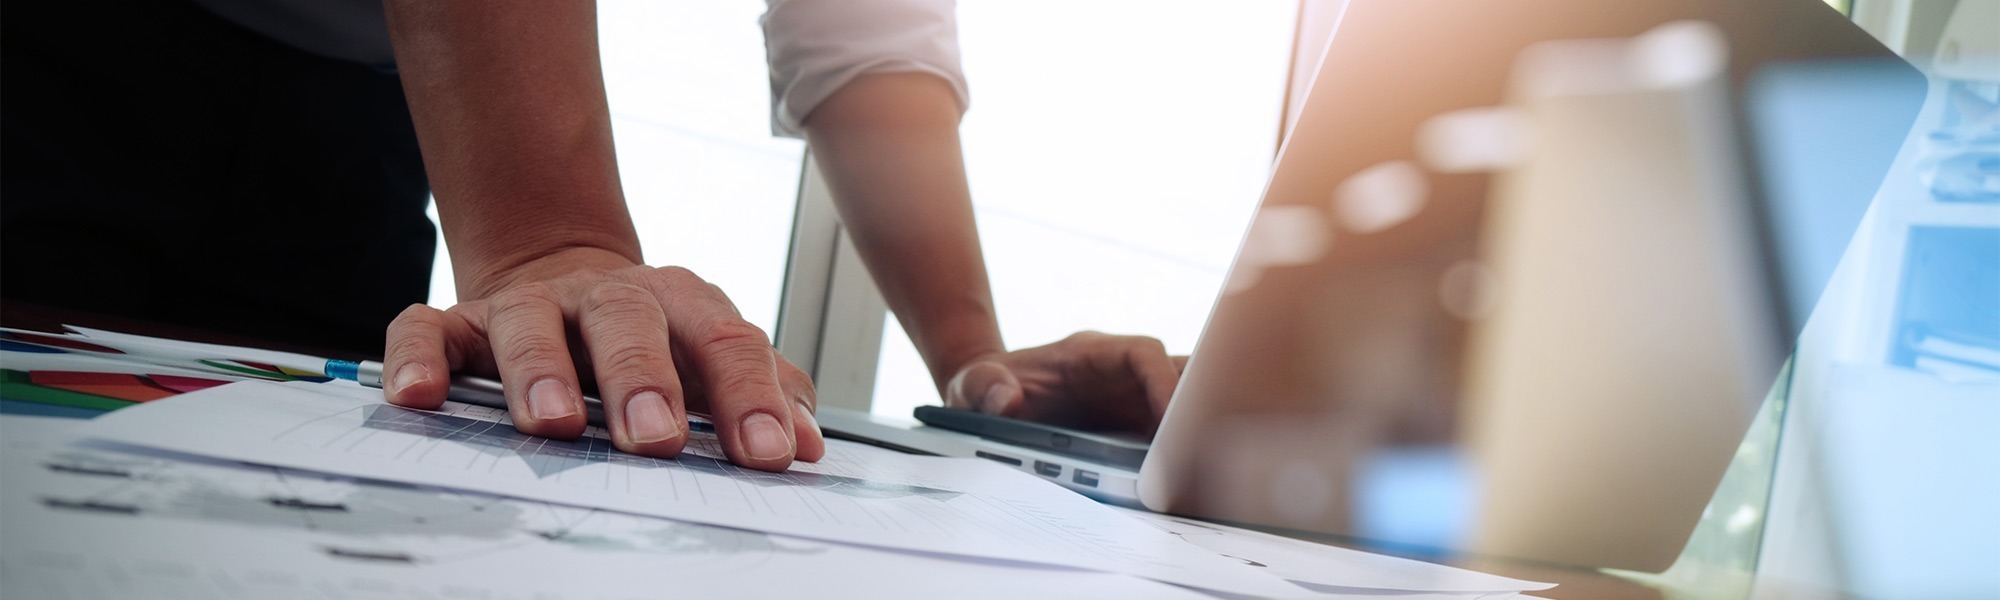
[[772, 154, 890, 412], [776, 1, 1315, 412]]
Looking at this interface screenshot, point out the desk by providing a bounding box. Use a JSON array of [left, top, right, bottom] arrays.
[[0, 300, 1664, 599]]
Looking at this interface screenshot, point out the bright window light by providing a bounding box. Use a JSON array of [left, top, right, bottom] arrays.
[[870, 1, 1299, 417]]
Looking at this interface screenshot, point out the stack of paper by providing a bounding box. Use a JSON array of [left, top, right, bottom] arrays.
[[0, 327, 1556, 599]]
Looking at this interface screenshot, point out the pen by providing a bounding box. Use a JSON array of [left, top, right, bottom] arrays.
[[4, 326, 626, 430], [325, 359, 608, 428]]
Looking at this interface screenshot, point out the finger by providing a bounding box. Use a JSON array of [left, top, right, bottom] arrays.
[[946, 360, 1023, 416], [576, 281, 688, 458], [777, 359, 825, 462], [1172, 355, 1190, 374], [653, 268, 796, 471], [686, 318, 793, 470], [1123, 338, 1182, 432], [382, 303, 489, 409], [486, 283, 588, 439]]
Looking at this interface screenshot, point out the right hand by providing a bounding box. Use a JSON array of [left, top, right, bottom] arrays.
[[942, 331, 1189, 436], [380, 259, 823, 472]]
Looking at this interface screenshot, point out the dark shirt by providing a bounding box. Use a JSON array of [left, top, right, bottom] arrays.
[[2, 0, 434, 355]]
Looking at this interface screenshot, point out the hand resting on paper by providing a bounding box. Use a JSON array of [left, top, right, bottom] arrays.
[[379, 248, 824, 473]]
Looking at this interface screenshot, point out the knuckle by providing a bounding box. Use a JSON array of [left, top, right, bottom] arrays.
[[596, 343, 673, 377], [544, 267, 612, 290], [779, 360, 814, 384], [700, 283, 739, 310], [696, 319, 771, 353], [710, 367, 779, 403], [776, 358, 810, 380], [614, 263, 657, 280], [496, 332, 569, 371], [491, 282, 560, 313], [568, 266, 614, 281], [790, 379, 818, 412], [1066, 330, 1110, 348], [386, 305, 441, 338], [695, 320, 778, 389], [385, 333, 438, 362], [655, 265, 700, 284], [581, 281, 660, 316], [384, 309, 451, 360], [393, 303, 441, 324], [488, 308, 546, 337], [443, 300, 483, 320], [612, 267, 674, 301], [1066, 331, 1106, 349], [650, 266, 715, 300], [776, 359, 817, 407]]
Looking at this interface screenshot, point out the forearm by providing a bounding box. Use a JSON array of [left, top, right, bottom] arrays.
[[802, 73, 1004, 391], [384, 0, 641, 300]]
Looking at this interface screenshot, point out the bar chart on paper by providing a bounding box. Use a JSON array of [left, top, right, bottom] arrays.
[[73, 381, 1304, 597]]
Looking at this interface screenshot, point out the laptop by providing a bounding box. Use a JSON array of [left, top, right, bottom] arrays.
[[823, 0, 1921, 573]]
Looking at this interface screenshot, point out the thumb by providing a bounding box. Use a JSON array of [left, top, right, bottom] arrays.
[[945, 360, 1023, 416]]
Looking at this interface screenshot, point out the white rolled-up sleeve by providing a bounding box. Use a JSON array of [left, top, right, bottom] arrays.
[[761, 0, 969, 138]]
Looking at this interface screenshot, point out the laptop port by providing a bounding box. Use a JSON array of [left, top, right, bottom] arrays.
[[974, 451, 1022, 466], [1033, 460, 1062, 477], [1072, 469, 1099, 488]]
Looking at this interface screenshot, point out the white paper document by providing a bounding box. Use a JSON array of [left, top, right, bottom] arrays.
[[0, 415, 1218, 600], [64, 325, 340, 370], [70, 381, 1308, 597], [0, 344, 257, 382], [1118, 508, 1554, 594]]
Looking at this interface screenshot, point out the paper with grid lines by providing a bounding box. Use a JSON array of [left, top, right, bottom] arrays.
[[73, 380, 1305, 597]]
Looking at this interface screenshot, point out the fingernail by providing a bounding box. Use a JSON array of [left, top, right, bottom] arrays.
[[625, 391, 679, 444], [391, 364, 430, 394], [982, 383, 1009, 414], [528, 379, 578, 421], [792, 402, 820, 433], [740, 412, 791, 461]]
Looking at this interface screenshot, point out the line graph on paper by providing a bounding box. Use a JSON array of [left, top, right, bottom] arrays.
[[340, 404, 958, 501], [1, 428, 826, 599], [264, 401, 1147, 564], [73, 383, 1307, 596]]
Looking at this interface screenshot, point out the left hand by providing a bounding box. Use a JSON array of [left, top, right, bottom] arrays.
[[941, 331, 1189, 436], [382, 249, 824, 472]]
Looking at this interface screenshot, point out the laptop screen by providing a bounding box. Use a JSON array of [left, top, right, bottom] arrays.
[[1139, 0, 1923, 572]]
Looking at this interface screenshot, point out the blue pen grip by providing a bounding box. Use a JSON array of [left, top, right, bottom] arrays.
[[325, 359, 361, 382]]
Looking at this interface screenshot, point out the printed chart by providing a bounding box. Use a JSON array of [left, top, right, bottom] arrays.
[[76, 381, 1305, 597], [1, 416, 1206, 599]]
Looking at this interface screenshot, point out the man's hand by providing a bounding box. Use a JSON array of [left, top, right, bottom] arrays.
[[379, 260, 824, 472], [378, 2, 821, 471], [806, 76, 1187, 436], [942, 332, 1189, 436]]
